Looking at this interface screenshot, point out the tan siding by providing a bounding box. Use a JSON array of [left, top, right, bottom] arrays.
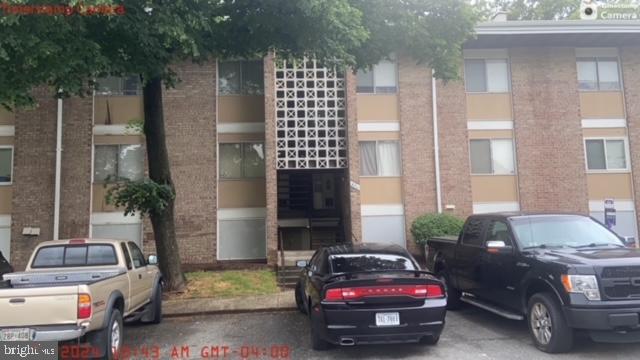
[[361, 177, 403, 204], [218, 96, 265, 123], [218, 179, 266, 208], [471, 175, 519, 202], [580, 92, 625, 119], [218, 133, 265, 142], [94, 96, 144, 125], [0, 137, 14, 146], [356, 95, 398, 122], [0, 186, 11, 214], [358, 132, 400, 141], [94, 135, 144, 145], [587, 173, 633, 200], [0, 108, 14, 125], [92, 184, 120, 212], [582, 128, 627, 137], [468, 130, 514, 139], [466, 93, 512, 120]]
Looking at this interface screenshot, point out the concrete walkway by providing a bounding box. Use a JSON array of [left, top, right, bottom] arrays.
[[163, 290, 296, 316]]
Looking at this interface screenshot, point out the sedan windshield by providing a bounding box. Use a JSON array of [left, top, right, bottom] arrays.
[[510, 216, 624, 249], [330, 254, 416, 274]]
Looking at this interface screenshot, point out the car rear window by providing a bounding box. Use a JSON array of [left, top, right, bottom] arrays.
[[330, 254, 416, 273], [32, 245, 118, 268]]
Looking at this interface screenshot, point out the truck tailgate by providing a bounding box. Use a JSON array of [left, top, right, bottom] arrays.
[[0, 286, 78, 327]]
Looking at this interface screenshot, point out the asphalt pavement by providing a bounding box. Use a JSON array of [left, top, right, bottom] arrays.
[[124, 305, 640, 359]]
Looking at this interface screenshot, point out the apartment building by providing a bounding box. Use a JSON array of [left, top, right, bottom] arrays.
[[2, 19, 640, 270]]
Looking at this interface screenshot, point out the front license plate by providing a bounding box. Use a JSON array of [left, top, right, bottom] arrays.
[[0, 328, 31, 341], [375, 312, 400, 327]]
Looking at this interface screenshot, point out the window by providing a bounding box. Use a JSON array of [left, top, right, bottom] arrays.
[[464, 59, 510, 93], [487, 220, 512, 245], [330, 254, 415, 273], [96, 76, 141, 95], [94, 144, 144, 182], [219, 143, 265, 179], [0, 147, 13, 184], [120, 243, 132, 270], [462, 218, 485, 246], [356, 59, 397, 93], [585, 139, 628, 171], [218, 60, 264, 95], [577, 58, 620, 91], [128, 242, 146, 268], [93, 223, 143, 247], [359, 141, 401, 176], [31, 245, 118, 268], [469, 139, 515, 175]]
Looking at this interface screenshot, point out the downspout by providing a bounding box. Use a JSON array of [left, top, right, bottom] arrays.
[[53, 93, 63, 240], [432, 70, 442, 213]]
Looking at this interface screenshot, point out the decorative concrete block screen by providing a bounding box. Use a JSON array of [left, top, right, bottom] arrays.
[[275, 59, 347, 169]]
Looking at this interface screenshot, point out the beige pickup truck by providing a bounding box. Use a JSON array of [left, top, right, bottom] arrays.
[[0, 238, 163, 359]]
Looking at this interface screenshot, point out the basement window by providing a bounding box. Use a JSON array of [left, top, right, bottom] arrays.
[[94, 144, 144, 182], [0, 147, 13, 184]]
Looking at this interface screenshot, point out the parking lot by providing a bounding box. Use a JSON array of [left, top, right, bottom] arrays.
[[124, 306, 640, 359]]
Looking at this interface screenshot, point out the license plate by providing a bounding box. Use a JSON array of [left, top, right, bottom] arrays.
[[375, 312, 400, 327], [0, 328, 32, 341]]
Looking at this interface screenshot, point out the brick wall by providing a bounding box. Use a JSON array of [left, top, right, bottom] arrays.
[[398, 55, 437, 255], [344, 70, 362, 243], [264, 54, 279, 266], [161, 61, 218, 265], [11, 88, 57, 270], [621, 47, 640, 232], [59, 96, 93, 239], [510, 47, 588, 213], [437, 78, 473, 217]]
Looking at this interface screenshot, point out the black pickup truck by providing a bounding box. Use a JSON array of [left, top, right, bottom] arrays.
[[425, 212, 640, 353]]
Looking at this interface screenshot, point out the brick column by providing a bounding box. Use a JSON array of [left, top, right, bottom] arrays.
[[59, 96, 93, 239], [398, 55, 437, 255], [621, 47, 640, 233], [11, 88, 57, 270], [510, 47, 588, 213], [264, 54, 278, 266], [344, 70, 362, 243], [163, 61, 217, 265], [437, 78, 473, 217]]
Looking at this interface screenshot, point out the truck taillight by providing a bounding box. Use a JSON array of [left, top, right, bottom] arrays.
[[324, 284, 445, 301], [78, 293, 92, 319]]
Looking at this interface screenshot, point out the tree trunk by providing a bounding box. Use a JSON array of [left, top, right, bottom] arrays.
[[142, 76, 186, 292]]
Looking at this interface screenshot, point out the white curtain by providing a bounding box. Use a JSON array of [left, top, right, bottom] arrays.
[[606, 140, 626, 169], [486, 59, 509, 92], [378, 141, 401, 176], [598, 60, 620, 90], [491, 139, 515, 174], [577, 60, 598, 90], [374, 60, 397, 92], [360, 142, 378, 176]]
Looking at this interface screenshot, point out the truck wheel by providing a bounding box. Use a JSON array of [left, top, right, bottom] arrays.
[[527, 293, 573, 353], [438, 271, 462, 310], [295, 282, 307, 314], [104, 309, 123, 360]]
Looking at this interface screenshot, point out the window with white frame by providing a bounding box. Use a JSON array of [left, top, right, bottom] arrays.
[[585, 138, 628, 171], [94, 145, 144, 182], [0, 147, 13, 184], [96, 76, 141, 95], [577, 58, 621, 91], [464, 59, 510, 93], [218, 60, 264, 95], [356, 59, 397, 94], [359, 141, 401, 176], [469, 139, 515, 175], [219, 143, 265, 179]]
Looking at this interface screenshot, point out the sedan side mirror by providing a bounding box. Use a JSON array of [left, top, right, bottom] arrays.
[[296, 260, 308, 268], [147, 255, 158, 265]]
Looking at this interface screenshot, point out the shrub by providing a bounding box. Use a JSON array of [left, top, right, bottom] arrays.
[[411, 213, 464, 246]]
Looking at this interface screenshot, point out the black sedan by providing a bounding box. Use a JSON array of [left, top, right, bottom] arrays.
[[294, 243, 447, 350], [0, 251, 12, 287]]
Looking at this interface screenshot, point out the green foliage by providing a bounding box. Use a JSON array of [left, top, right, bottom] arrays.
[[105, 178, 175, 217], [476, 0, 582, 21], [411, 213, 464, 246], [125, 118, 144, 135]]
